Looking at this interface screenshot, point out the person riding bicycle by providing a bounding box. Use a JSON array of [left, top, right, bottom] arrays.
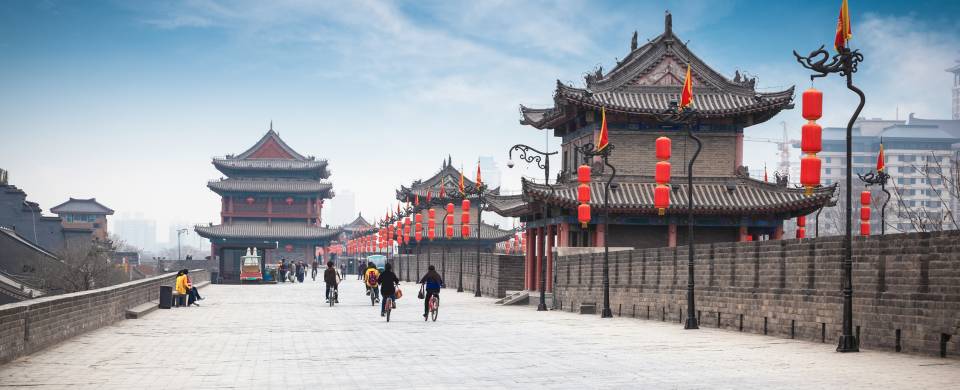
[[378, 262, 400, 317], [363, 262, 381, 303], [323, 261, 340, 303], [418, 265, 444, 320], [311, 260, 319, 281]]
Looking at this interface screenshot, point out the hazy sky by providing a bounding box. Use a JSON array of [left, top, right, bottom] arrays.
[[2, 0, 959, 236]]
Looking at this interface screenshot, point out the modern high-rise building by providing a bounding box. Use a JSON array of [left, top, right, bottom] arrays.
[[113, 214, 157, 252], [327, 189, 356, 226], [949, 61, 960, 120], [478, 156, 502, 190], [817, 115, 960, 234]]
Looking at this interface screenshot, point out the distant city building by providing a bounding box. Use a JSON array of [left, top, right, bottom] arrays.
[[948, 62, 959, 120], [113, 215, 157, 252], [478, 156, 502, 190], [0, 168, 83, 252], [816, 115, 960, 234], [50, 198, 114, 241], [327, 189, 356, 226]]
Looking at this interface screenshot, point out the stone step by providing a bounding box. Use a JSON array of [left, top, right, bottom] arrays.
[[495, 291, 529, 305], [125, 301, 159, 319]]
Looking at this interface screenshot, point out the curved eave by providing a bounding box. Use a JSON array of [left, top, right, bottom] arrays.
[[212, 160, 331, 179], [207, 182, 334, 196]]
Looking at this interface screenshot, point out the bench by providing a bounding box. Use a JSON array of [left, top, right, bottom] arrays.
[[579, 303, 597, 315]]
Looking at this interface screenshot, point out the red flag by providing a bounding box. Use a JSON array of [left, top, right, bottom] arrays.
[[764, 164, 768, 182], [876, 142, 885, 172], [680, 64, 694, 110], [476, 161, 483, 186], [415, 194, 420, 206], [597, 107, 609, 151], [459, 167, 465, 194], [834, 0, 852, 51], [439, 179, 446, 198], [427, 189, 432, 203]]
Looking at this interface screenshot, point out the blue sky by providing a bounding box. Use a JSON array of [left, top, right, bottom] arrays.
[[2, 0, 959, 242]]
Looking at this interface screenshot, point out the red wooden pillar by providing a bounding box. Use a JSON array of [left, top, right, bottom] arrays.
[[739, 226, 749, 241], [773, 225, 784, 240], [546, 224, 555, 292], [525, 228, 534, 290], [595, 224, 605, 247], [668, 224, 677, 247], [535, 227, 543, 291], [558, 222, 569, 247]]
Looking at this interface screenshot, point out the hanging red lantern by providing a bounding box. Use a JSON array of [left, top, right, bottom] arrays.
[[461, 224, 470, 238], [462, 199, 470, 212], [796, 214, 806, 239], [578, 164, 591, 183], [285, 244, 293, 252], [415, 223, 422, 242], [446, 223, 454, 238], [655, 161, 671, 184], [578, 203, 591, 227], [655, 136, 672, 160], [796, 227, 806, 239], [801, 122, 823, 154], [245, 196, 255, 205], [745, 235, 753, 242], [427, 224, 435, 240], [860, 191, 871, 237], [802, 88, 823, 121], [415, 213, 423, 224], [285, 197, 294, 205], [860, 190, 871, 206], [654, 186, 670, 216], [577, 183, 591, 203], [800, 155, 821, 195], [461, 212, 470, 225], [860, 223, 870, 236], [428, 209, 435, 220], [446, 202, 454, 214]]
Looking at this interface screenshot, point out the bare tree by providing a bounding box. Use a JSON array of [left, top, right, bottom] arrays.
[[888, 152, 960, 233], [48, 239, 127, 292]]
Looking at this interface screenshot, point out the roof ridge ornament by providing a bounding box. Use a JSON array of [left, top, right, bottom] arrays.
[[631, 31, 638, 51], [665, 10, 672, 35]]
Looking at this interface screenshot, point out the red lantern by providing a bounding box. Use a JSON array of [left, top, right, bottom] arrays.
[[578, 203, 591, 227], [654, 185, 670, 215], [801, 122, 823, 154], [655, 161, 671, 184], [578, 164, 591, 183], [462, 199, 471, 212], [461, 212, 470, 225], [802, 88, 823, 121], [860, 222, 870, 236], [800, 155, 821, 195], [655, 136, 672, 160], [415, 223, 422, 242], [245, 197, 255, 205], [285, 197, 294, 205], [428, 209, 435, 220], [285, 244, 293, 252], [415, 213, 423, 224], [860, 190, 871, 206], [797, 215, 806, 227], [577, 184, 591, 203], [428, 225, 435, 241], [461, 224, 470, 238], [446, 224, 454, 238], [860, 207, 870, 223], [796, 227, 806, 239], [445, 214, 454, 227], [446, 202, 454, 214], [745, 235, 753, 242]]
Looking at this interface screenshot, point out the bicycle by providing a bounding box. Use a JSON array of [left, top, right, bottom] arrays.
[[369, 286, 380, 306], [384, 295, 394, 322], [427, 294, 439, 322], [327, 285, 337, 307]]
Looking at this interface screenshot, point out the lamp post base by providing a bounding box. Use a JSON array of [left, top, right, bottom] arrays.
[[685, 318, 699, 330], [457, 286, 464, 292], [537, 303, 547, 311], [474, 290, 481, 297], [837, 335, 859, 352], [601, 308, 613, 318]]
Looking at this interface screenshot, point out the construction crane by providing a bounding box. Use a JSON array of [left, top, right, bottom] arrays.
[[744, 121, 798, 180]]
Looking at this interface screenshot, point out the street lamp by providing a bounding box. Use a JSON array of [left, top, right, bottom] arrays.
[[575, 142, 617, 318], [177, 228, 188, 261], [508, 144, 557, 311], [654, 101, 702, 330], [857, 153, 890, 235], [794, 40, 865, 352]]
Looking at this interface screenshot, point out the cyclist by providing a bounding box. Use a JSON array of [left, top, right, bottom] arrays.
[[378, 262, 400, 317], [417, 265, 444, 320], [323, 261, 340, 303], [311, 259, 319, 281], [364, 262, 381, 303]]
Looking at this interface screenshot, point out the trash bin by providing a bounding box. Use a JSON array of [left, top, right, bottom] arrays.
[[159, 285, 173, 309]]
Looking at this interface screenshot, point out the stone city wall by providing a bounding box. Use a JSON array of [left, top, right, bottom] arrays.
[[392, 249, 523, 298], [553, 231, 960, 358], [0, 269, 209, 364]]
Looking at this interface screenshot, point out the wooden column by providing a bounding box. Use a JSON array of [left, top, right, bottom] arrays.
[[558, 222, 570, 247], [773, 224, 784, 240], [525, 228, 534, 290], [595, 224, 605, 247], [739, 226, 749, 241], [547, 224, 555, 292], [668, 224, 677, 247]]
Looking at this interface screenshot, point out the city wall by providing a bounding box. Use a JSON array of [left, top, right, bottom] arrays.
[[552, 231, 960, 358], [392, 250, 523, 298], [0, 269, 209, 364]]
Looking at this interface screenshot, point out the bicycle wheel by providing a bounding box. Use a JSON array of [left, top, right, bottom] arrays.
[[371, 289, 376, 306], [431, 297, 439, 321], [385, 298, 392, 322], [329, 288, 335, 307]]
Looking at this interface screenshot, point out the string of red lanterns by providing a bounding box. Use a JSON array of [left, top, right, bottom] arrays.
[[654, 136, 672, 215], [796, 215, 806, 239], [800, 88, 823, 196], [445, 202, 455, 239], [427, 208, 436, 241], [860, 191, 871, 236], [461, 199, 471, 238], [577, 164, 591, 227]]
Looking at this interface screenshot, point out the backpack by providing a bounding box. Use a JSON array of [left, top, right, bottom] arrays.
[[367, 270, 379, 285]]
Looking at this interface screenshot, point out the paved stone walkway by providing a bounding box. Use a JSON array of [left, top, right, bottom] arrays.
[[1, 278, 958, 389]]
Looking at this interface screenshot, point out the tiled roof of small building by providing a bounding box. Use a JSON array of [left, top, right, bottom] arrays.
[[49, 198, 114, 215], [194, 222, 340, 241]]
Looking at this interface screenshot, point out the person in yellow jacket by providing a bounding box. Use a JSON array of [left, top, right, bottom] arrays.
[[363, 262, 380, 303], [175, 269, 199, 307]]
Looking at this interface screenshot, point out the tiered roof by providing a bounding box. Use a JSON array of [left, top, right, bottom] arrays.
[[342, 214, 374, 234], [520, 12, 793, 134], [396, 157, 498, 201], [212, 128, 330, 179], [487, 177, 835, 219], [195, 222, 339, 241], [207, 178, 333, 195]]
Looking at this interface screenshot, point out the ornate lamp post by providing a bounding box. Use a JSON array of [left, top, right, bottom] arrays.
[[575, 142, 617, 318], [653, 100, 701, 330], [794, 25, 864, 353], [507, 144, 557, 311]]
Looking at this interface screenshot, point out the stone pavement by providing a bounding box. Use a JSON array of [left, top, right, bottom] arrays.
[[1, 278, 957, 389]]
